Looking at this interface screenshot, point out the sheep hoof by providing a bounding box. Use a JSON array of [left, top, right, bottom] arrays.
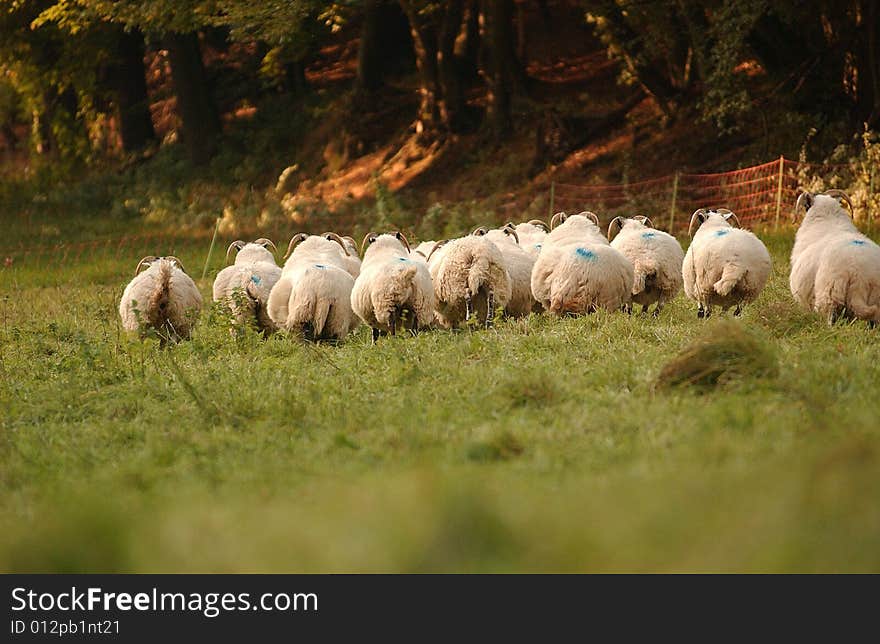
[[652, 306, 661, 318], [697, 306, 705, 319], [641, 304, 649, 315], [371, 327, 380, 344], [734, 306, 742, 317], [485, 291, 495, 329]]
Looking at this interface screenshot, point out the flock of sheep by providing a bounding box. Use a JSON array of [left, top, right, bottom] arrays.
[[118, 189, 880, 343]]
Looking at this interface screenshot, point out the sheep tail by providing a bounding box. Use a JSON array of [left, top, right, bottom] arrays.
[[311, 299, 332, 337], [632, 259, 656, 296], [713, 263, 745, 297], [467, 254, 490, 299], [147, 261, 173, 328], [287, 289, 330, 338]]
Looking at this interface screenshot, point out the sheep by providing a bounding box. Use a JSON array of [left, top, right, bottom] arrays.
[[321, 232, 362, 277], [428, 230, 511, 329], [212, 238, 282, 333], [351, 231, 435, 342], [473, 226, 538, 316], [607, 216, 684, 316], [119, 255, 203, 341], [530, 211, 634, 315], [506, 219, 549, 258], [791, 190, 880, 325], [267, 233, 359, 341], [682, 208, 772, 318]]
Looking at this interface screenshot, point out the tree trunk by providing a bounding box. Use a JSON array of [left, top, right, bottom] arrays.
[[357, 0, 386, 94], [164, 32, 221, 165], [437, 0, 465, 129], [458, 0, 481, 78], [115, 29, 157, 152], [284, 60, 309, 96], [485, 0, 515, 135]]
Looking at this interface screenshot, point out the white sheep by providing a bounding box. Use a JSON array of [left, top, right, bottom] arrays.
[[119, 256, 203, 341], [507, 219, 549, 258], [791, 190, 880, 325], [428, 231, 511, 328], [530, 212, 633, 315], [682, 208, 772, 318], [474, 226, 538, 316], [321, 232, 362, 277], [267, 233, 359, 341], [351, 232, 435, 342], [607, 216, 684, 316], [212, 238, 282, 333]]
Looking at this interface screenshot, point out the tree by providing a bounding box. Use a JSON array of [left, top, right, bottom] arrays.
[[111, 28, 157, 152]]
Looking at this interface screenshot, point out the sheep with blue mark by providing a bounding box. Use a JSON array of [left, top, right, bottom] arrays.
[[213, 238, 282, 333], [607, 216, 684, 316], [530, 211, 634, 315], [505, 219, 549, 259], [427, 228, 512, 329], [790, 190, 880, 325], [351, 231, 435, 343], [266, 233, 359, 341], [682, 208, 772, 318]]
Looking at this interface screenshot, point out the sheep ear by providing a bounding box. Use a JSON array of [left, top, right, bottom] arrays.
[[723, 212, 741, 228], [688, 209, 708, 237], [549, 212, 567, 229], [395, 231, 411, 252], [579, 211, 600, 227], [254, 238, 276, 252], [471, 226, 488, 236], [504, 227, 520, 244], [527, 219, 550, 232], [635, 215, 654, 228], [284, 233, 308, 260], [134, 256, 157, 276], [225, 240, 245, 263], [164, 256, 186, 273], [795, 191, 813, 216], [360, 231, 378, 256]]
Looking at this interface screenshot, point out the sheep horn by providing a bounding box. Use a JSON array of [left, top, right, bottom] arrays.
[[342, 236, 357, 250], [471, 226, 489, 236], [527, 219, 550, 232], [795, 191, 813, 217], [284, 233, 308, 260], [688, 209, 708, 237], [413, 250, 427, 259], [821, 189, 854, 215], [503, 227, 520, 244], [549, 212, 566, 229], [254, 238, 277, 253], [722, 212, 741, 228], [426, 240, 448, 262], [715, 207, 734, 215], [225, 240, 246, 263], [134, 255, 156, 276], [164, 256, 186, 273], [607, 216, 624, 241], [578, 211, 600, 227], [322, 232, 350, 256], [395, 231, 411, 252], [360, 232, 377, 256], [635, 215, 654, 229]]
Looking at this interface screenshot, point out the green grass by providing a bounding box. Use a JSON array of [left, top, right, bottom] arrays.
[[1, 226, 879, 573]]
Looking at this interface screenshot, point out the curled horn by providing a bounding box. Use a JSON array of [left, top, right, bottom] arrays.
[[360, 231, 377, 256], [550, 211, 567, 229], [635, 215, 654, 228], [471, 226, 489, 236], [795, 191, 813, 217], [607, 216, 624, 241], [722, 211, 741, 228], [503, 227, 520, 244], [134, 255, 157, 276], [225, 240, 245, 263], [578, 211, 600, 227], [284, 233, 308, 260], [688, 209, 708, 237], [822, 189, 854, 215], [527, 219, 550, 232], [164, 256, 186, 273], [322, 232, 350, 255], [413, 250, 427, 259], [395, 231, 411, 252], [342, 236, 357, 250], [426, 240, 449, 262], [253, 238, 277, 253]]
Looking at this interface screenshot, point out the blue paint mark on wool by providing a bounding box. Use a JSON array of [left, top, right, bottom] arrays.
[[641, 232, 656, 239], [534, 244, 542, 251], [851, 239, 866, 246], [575, 247, 597, 261], [397, 256, 410, 262], [250, 275, 262, 285], [314, 264, 326, 269], [714, 230, 730, 237]]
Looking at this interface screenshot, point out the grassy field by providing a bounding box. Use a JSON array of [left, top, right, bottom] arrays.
[[1, 223, 879, 573]]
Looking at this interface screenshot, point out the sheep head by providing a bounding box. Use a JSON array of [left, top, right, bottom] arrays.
[[688, 208, 739, 236], [527, 219, 550, 232], [225, 240, 246, 263], [284, 233, 309, 260], [550, 211, 567, 229], [135, 255, 157, 276], [471, 226, 489, 236], [796, 189, 854, 222], [576, 211, 600, 227], [321, 232, 351, 256]]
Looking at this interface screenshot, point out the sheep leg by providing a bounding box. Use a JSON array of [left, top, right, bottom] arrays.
[[407, 309, 419, 336], [622, 303, 632, 315], [653, 300, 664, 317], [485, 290, 495, 329], [465, 291, 474, 322], [371, 327, 380, 344], [641, 304, 649, 315], [734, 304, 743, 317], [697, 304, 705, 319], [389, 310, 397, 337]]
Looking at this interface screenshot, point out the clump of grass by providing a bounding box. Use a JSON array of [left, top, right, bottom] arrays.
[[466, 429, 525, 462], [502, 372, 559, 408], [656, 321, 778, 391]]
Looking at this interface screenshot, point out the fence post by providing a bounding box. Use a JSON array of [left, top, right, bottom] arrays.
[[668, 171, 680, 232], [201, 217, 221, 281], [774, 154, 785, 229], [548, 180, 555, 219]]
